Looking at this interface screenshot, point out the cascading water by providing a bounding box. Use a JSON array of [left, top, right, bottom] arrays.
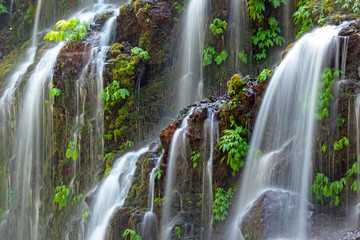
[[72, 7, 119, 182], [0, 0, 42, 170], [176, 0, 208, 110], [141, 151, 163, 240], [227, 0, 250, 71], [0, 42, 65, 240], [200, 109, 218, 240], [160, 108, 194, 240], [227, 24, 349, 239], [0, 1, 123, 239], [86, 146, 149, 240]]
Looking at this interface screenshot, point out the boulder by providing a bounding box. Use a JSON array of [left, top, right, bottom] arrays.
[[240, 190, 303, 239]]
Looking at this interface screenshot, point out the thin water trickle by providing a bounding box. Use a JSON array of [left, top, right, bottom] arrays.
[[71, 9, 119, 183], [160, 108, 195, 240], [227, 0, 250, 71], [86, 146, 149, 240], [176, 0, 208, 110], [227, 24, 349, 240], [200, 110, 218, 240], [141, 151, 163, 240]]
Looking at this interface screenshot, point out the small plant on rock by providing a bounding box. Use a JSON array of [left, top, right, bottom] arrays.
[[44, 17, 89, 42], [122, 228, 142, 240], [54, 185, 70, 210]]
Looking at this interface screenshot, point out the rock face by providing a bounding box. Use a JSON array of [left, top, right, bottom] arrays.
[[240, 190, 301, 239]]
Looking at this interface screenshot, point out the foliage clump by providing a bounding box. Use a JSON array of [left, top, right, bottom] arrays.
[[315, 67, 341, 120], [213, 187, 235, 221], [219, 120, 249, 174], [123, 228, 142, 240], [44, 17, 89, 42], [54, 185, 70, 210], [203, 18, 228, 66]]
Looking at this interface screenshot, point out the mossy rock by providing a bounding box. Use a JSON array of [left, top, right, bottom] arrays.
[[227, 74, 245, 98]]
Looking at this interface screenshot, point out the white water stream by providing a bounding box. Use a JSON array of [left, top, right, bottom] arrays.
[[200, 109, 218, 240], [227, 24, 349, 239], [176, 0, 208, 110], [86, 146, 149, 240], [160, 108, 194, 240]]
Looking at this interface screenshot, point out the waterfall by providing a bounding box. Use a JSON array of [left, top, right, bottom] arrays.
[[86, 146, 149, 240], [71, 9, 119, 183], [176, 0, 208, 110], [227, 23, 349, 239], [227, 0, 250, 71], [0, 1, 123, 239], [141, 151, 163, 240], [160, 108, 194, 240], [200, 109, 218, 240], [0, 0, 42, 170], [0, 42, 65, 240]]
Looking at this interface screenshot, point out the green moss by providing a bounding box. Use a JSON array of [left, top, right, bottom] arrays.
[[227, 74, 245, 98], [8, 2, 34, 46], [0, 40, 30, 82]]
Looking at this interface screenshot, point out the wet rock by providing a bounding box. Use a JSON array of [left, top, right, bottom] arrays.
[[240, 190, 301, 239], [159, 120, 178, 155], [339, 22, 360, 36], [116, 0, 174, 65], [106, 207, 143, 240]]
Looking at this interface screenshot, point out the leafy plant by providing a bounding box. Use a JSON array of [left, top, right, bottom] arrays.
[[154, 197, 165, 207], [173, 2, 184, 13], [66, 141, 79, 161], [333, 137, 350, 151], [215, 50, 229, 65], [337, 115, 346, 127], [54, 185, 70, 210], [118, 140, 135, 151], [252, 17, 285, 61], [311, 161, 360, 206], [238, 50, 248, 64], [209, 18, 227, 36], [71, 194, 83, 206], [0, 0, 7, 14], [191, 151, 200, 169], [44, 17, 89, 42], [321, 144, 327, 153], [136, 3, 151, 17], [203, 47, 228, 66], [122, 228, 142, 240], [131, 47, 149, 60], [315, 67, 341, 120], [294, 0, 360, 38], [155, 168, 163, 180], [219, 121, 249, 174], [293, 1, 314, 38], [257, 69, 272, 81], [213, 187, 235, 221], [102, 80, 130, 103], [247, 0, 285, 22], [174, 226, 181, 238], [7, 188, 16, 205], [203, 47, 216, 66], [46, 82, 61, 105], [82, 210, 91, 222], [104, 152, 115, 162]]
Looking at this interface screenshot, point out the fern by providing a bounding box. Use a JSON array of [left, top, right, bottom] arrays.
[[219, 122, 249, 174]]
